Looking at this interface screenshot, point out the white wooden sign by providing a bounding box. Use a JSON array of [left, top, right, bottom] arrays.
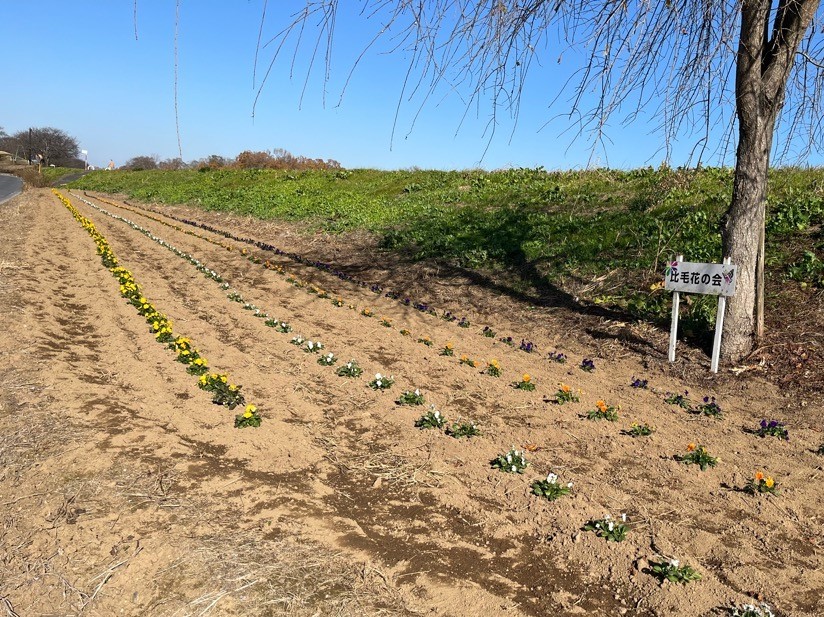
[[665, 260, 736, 296], [666, 256, 736, 374]]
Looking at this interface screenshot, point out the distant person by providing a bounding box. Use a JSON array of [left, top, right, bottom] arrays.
[[107, 160, 115, 171]]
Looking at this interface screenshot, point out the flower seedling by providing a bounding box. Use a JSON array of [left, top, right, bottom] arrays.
[[198, 373, 245, 409], [418, 336, 434, 347], [458, 317, 471, 328], [399, 328, 411, 336], [336, 360, 364, 378], [317, 352, 337, 366], [548, 351, 567, 364], [331, 297, 344, 307], [499, 336, 515, 347], [397, 389, 425, 406], [515, 374, 536, 391], [583, 514, 629, 542], [691, 396, 722, 417], [415, 406, 446, 429], [491, 447, 529, 474], [486, 359, 502, 377], [664, 391, 691, 408], [290, 335, 305, 346], [580, 358, 596, 372], [647, 559, 701, 584], [731, 602, 775, 617], [441, 311, 457, 322], [265, 318, 292, 332], [482, 326, 496, 338], [756, 419, 789, 440], [361, 308, 374, 317], [744, 472, 778, 495], [304, 340, 324, 353], [555, 383, 580, 404], [531, 473, 572, 501], [252, 308, 268, 319], [380, 317, 393, 327], [446, 420, 481, 438], [676, 443, 718, 471], [626, 422, 655, 437], [459, 355, 477, 368], [440, 342, 455, 356], [186, 356, 209, 376], [587, 400, 619, 421], [519, 339, 536, 353], [630, 377, 648, 389], [242, 302, 257, 311], [369, 373, 395, 390], [234, 404, 262, 428], [227, 291, 243, 303]]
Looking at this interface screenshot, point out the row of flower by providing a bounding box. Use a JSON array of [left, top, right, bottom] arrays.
[[53, 190, 260, 428], [71, 193, 812, 611]]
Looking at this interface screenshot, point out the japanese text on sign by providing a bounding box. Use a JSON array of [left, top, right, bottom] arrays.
[[664, 261, 736, 297]]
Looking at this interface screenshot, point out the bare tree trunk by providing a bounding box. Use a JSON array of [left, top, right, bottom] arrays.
[[721, 0, 818, 362]]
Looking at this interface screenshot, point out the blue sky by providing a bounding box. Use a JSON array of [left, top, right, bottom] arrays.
[[0, 1, 802, 170]]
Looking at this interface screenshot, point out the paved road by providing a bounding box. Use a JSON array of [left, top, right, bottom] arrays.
[[0, 174, 23, 204]]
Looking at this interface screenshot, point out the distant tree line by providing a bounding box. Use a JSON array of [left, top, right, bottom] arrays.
[[120, 148, 341, 171], [0, 126, 83, 168]]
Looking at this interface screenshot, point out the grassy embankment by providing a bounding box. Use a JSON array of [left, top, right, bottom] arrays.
[[70, 166, 824, 338]]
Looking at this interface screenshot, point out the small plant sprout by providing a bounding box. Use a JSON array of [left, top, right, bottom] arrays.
[[515, 373, 536, 391], [580, 358, 596, 372], [458, 317, 471, 328], [290, 335, 305, 346], [446, 420, 481, 439], [744, 471, 778, 495], [332, 297, 344, 307], [486, 359, 502, 377], [817, 444, 824, 455], [499, 335, 515, 346], [757, 419, 789, 440], [242, 302, 257, 311], [676, 443, 719, 471], [227, 291, 243, 302], [692, 396, 722, 417], [531, 473, 573, 501], [630, 376, 648, 388], [491, 447, 529, 473], [482, 326, 496, 338], [400, 328, 411, 336], [252, 308, 268, 319], [234, 404, 262, 429], [361, 308, 374, 317], [264, 319, 291, 333], [440, 342, 455, 356], [369, 372, 395, 390], [548, 350, 567, 363], [459, 355, 477, 367], [519, 339, 536, 353], [415, 406, 446, 429], [647, 558, 701, 584], [418, 336, 434, 347], [304, 340, 324, 353], [397, 389, 425, 406], [664, 391, 691, 408], [336, 359, 364, 378], [626, 422, 655, 437], [583, 513, 629, 542], [186, 356, 209, 376], [731, 602, 775, 617], [317, 352, 337, 366], [380, 316, 393, 327], [555, 383, 580, 404], [587, 400, 619, 421]]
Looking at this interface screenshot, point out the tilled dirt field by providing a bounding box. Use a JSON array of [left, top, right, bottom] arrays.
[[1, 188, 822, 616]]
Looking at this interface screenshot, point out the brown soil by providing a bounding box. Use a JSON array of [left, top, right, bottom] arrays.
[[1, 188, 822, 617]]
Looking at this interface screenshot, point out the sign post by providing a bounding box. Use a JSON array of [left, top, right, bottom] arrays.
[[664, 257, 737, 373]]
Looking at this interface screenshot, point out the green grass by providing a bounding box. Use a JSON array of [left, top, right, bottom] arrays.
[[70, 166, 824, 334]]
